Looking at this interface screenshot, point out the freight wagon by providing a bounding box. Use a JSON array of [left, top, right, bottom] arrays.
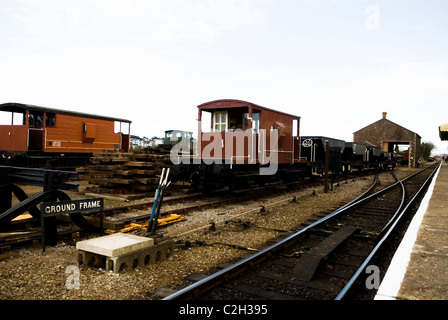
[[173, 99, 396, 192], [173, 99, 309, 191], [0, 102, 131, 168]]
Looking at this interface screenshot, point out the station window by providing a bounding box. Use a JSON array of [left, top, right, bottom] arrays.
[[213, 111, 228, 132]]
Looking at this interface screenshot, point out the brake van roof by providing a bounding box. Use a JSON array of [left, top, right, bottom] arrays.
[[0, 102, 131, 123], [197, 99, 301, 120]]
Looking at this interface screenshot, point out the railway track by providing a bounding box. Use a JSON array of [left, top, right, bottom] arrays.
[[0, 173, 334, 250], [91, 177, 330, 231], [163, 162, 441, 300], [104, 170, 378, 225]]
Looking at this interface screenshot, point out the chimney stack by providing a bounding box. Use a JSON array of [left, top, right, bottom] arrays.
[[382, 112, 387, 119]]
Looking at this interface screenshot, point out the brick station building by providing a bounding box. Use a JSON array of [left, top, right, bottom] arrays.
[[353, 112, 421, 168]]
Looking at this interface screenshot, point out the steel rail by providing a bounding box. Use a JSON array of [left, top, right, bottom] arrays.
[[164, 166, 437, 300], [108, 175, 358, 227], [163, 172, 382, 300], [377, 171, 406, 237], [335, 162, 441, 300], [327, 164, 436, 223]]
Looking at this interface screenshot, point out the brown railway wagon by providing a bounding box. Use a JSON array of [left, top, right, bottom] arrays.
[[0, 103, 131, 162], [173, 99, 309, 192], [196, 99, 304, 165]]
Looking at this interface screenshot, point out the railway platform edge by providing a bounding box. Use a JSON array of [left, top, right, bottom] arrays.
[[375, 161, 448, 300]]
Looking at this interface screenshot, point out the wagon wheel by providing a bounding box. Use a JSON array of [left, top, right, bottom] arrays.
[[302, 139, 313, 148]]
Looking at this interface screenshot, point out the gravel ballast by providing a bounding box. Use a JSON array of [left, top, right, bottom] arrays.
[[1, 174, 384, 300]]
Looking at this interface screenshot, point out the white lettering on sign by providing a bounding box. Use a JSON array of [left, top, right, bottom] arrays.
[[45, 203, 76, 214], [43, 199, 102, 214], [79, 200, 101, 210]]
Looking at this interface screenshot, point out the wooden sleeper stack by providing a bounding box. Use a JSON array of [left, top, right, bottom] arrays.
[[76, 149, 177, 198]]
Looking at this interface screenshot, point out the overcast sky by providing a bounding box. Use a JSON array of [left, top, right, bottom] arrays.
[[1, 0, 447, 154]]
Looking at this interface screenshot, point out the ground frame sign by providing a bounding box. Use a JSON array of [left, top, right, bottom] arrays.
[[40, 198, 104, 254]]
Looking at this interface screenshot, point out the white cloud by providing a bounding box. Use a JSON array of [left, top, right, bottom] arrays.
[[4, 0, 264, 45], [131, 0, 264, 42], [1, 0, 447, 154], [413, 24, 426, 31], [200, 58, 448, 151]]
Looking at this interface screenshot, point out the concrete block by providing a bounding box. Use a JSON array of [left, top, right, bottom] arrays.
[[106, 240, 175, 273], [76, 234, 175, 273], [76, 233, 154, 257]]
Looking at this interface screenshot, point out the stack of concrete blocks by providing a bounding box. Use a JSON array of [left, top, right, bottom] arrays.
[[76, 233, 175, 273]]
